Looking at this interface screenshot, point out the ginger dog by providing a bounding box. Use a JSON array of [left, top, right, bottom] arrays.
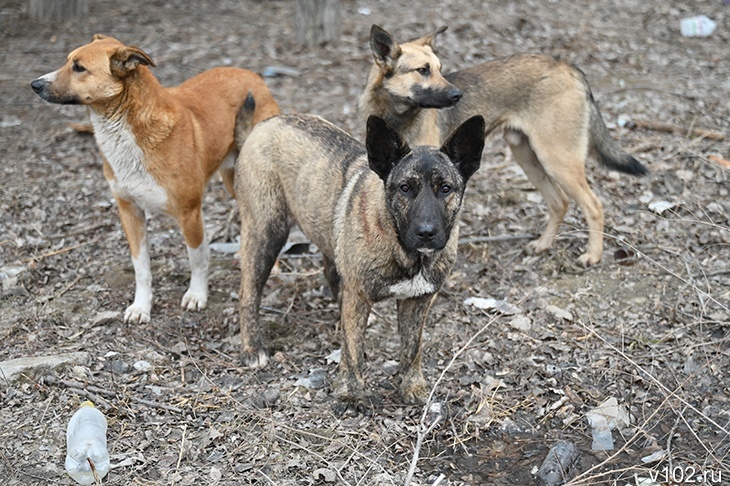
[[31, 34, 279, 322]]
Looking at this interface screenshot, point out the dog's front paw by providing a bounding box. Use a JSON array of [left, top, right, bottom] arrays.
[[331, 375, 378, 415], [124, 305, 151, 324], [578, 251, 601, 267], [241, 347, 269, 369], [399, 371, 429, 404], [526, 236, 552, 255], [331, 391, 379, 417], [181, 290, 207, 311]]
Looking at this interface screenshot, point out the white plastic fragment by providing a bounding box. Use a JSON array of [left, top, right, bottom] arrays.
[[464, 296, 521, 315], [680, 15, 716, 37], [585, 397, 631, 451], [648, 200, 680, 215], [640, 449, 668, 463]]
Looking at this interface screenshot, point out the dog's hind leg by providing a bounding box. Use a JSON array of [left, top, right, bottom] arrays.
[[507, 132, 569, 256], [527, 129, 604, 266], [238, 203, 291, 368], [218, 151, 237, 199], [547, 164, 604, 266], [322, 254, 341, 304]]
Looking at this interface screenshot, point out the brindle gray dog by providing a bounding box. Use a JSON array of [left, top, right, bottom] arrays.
[[234, 109, 485, 406]]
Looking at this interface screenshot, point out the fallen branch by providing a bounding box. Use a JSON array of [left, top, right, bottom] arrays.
[[43, 375, 183, 413], [708, 155, 730, 170], [625, 119, 726, 141], [458, 233, 535, 245], [21, 242, 88, 264]]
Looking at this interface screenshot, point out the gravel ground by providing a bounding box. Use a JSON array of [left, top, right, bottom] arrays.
[[1, 0, 729, 484]]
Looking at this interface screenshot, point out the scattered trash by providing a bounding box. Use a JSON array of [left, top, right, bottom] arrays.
[[65, 401, 110, 484], [381, 359, 399, 375], [325, 348, 341, 364], [91, 310, 122, 326], [633, 478, 662, 486], [640, 449, 668, 463], [463, 296, 521, 315], [0, 115, 22, 128], [209, 241, 240, 254], [545, 305, 573, 322], [680, 15, 716, 37], [510, 315, 532, 331], [357, 7, 371, 15], [535, 440, 581, 486], [293, 368, 328, 389], [261, 65, 301, 78], [313, 467, 337, 482], [585, 397, 631, 451], [648, 200, 681, 215], [0, 265, 26, 291], [133, 360, 151, 372], [613, 248, 637, 265]]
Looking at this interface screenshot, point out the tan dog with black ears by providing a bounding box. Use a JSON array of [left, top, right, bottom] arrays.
[[31, 34, 280, 323], [359, 25, 648, 266]]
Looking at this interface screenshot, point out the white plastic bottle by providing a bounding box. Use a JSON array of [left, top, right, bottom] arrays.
[[65, 401, 110, 484], [680, 15, 717, 37]]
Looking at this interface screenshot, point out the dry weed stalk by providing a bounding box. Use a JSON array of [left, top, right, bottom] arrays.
[[404, 311, 500, 486]]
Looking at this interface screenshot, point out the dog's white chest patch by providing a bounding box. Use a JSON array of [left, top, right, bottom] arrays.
[[91, 112, 167, 212], [388, 271, 436, 299]]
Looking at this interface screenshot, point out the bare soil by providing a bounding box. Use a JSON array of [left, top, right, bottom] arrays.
[[1, 0, 729, 485]]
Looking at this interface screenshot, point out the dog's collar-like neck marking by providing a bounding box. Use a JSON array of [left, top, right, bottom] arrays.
[[388, 270, 436, 299]]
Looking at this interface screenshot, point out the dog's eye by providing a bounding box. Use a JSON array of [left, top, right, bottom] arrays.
[[440, 184, 452, 194], [72, 62, 86, 73], [416, 66, 430, 76], [400, 184, 411, 193]]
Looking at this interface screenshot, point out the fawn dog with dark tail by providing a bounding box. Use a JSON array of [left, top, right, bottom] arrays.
[[359, 25, 647, 266], [31, 34, 279, 323], [234, 98, 485, 406]]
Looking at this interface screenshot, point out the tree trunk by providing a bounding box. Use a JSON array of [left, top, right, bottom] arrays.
[[295, 0, 341, 47], [29, 0, 88, 22]]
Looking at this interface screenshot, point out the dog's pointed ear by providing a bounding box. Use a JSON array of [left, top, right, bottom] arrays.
[[370, 25, 401, 69], [440, 115, 485, 181], [109, 45, 156, 78], [93, 33, 110, 41], [414, 26, 448, 49], [366, 115, 411, 181]]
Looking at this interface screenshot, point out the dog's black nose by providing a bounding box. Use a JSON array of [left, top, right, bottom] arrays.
[[30, 79, 45, 93], [416, 223, 437, 242], [449, 87, 463, 103]]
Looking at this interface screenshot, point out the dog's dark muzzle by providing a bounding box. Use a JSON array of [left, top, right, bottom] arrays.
[[30, 77, 79, 104], [404, 221, 447, 253], [411, 85, 463, 109]]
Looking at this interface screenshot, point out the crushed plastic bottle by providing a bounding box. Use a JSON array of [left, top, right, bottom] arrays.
[[680, 15, 717, 37], [65, 401, 110, 484]]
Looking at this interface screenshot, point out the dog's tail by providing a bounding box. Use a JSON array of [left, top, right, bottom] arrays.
[[235, 92, 257, 151], [586, 86, 648, 176]]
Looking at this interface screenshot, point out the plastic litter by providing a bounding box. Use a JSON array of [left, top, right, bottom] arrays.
[[65, 401, 110, 484], [680, 15, 716, 37]]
